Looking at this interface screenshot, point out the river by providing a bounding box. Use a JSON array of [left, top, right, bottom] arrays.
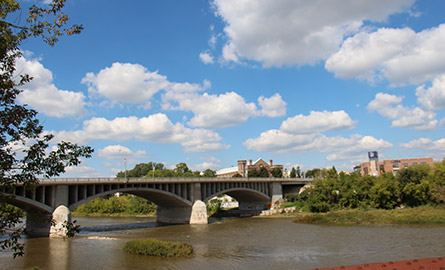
[[1, 216, 444, 270]]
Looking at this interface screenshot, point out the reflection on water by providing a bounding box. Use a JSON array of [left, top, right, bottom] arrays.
[[1, 216, 445, 270]]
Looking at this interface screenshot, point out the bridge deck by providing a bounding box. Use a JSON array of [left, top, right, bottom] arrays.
[[35, 177, 313, 185]]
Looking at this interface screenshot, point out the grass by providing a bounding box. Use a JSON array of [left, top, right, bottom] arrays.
[[123, 238, 193, 257], [292, 207, 445, 225]]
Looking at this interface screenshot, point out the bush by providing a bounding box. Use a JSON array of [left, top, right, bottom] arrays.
[[123, 238, 193, 257]]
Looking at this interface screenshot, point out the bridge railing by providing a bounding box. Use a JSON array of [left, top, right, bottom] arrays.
[[37, 177, 314, 184]]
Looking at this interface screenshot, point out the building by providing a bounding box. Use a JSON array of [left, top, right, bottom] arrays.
[[354, 153, 434, 176], [216, 158, 283, 178]]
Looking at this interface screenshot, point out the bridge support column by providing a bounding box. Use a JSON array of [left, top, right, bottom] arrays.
[[49, 205, 71, 237], [156, 200, 208, 224], [270, 182, 283, 209], [25, 209, 52, 236]]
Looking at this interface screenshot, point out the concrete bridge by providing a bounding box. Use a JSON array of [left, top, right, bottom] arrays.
[[1, 177, 312, 237]]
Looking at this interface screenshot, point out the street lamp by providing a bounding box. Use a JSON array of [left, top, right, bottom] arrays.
[[124, 156, 127, 182]]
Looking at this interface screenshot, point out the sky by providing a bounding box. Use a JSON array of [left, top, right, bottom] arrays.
[[13, 0, 445, 177]]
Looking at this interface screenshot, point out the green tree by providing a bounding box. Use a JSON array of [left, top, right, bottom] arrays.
[[248, 169, 259, 177], [202, 169, 216, 177], [296, 166, 301, 178], [174, 162, 190, 175], [0, 0, 91, 257], [258, 167, 269, 177], [290, 167, 296, 178], [271, 168, 282, 178]]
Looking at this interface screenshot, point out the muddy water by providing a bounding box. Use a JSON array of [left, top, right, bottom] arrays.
[[1, 217, 444, 270]]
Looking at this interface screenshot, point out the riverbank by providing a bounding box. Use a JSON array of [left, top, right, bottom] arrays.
[[282, 207, 445, 225], [72, 212, 155, 218]]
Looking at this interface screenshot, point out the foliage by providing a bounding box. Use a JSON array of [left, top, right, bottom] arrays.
[[258, 167, 269, 177], [123, 238, 193, 257], [117, 162, 215, 178], [1, 0, 91, 257], [202, 169, 216, 177], [73, 195, 156, 215], [293, 207, 445, 225], [290, 167, 296, 178], [296, 162, 444, 213], [271, 167, 283, 178]]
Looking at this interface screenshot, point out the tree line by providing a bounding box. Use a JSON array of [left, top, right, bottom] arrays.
[[116, 162, 216, 178], [288, 160, 445, 212]]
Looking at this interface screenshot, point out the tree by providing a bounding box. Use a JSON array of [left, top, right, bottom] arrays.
[[296, 166, 301, 178], [202, 169, 216, 177], [258, 167, 269, 177], [290, 167, 296, 178], [271, 167, 282, 178], [1, 0, 91, 257]]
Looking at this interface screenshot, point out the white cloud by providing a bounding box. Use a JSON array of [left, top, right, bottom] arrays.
[[63, 166, 101, 177], [199, 52, 214, 64], [367, 93, 437, 130], [280, 110, 356, 134], [54, 113, 229, 153], [400, 137, 445, 152], [191, 162, 221, 171], [213, 0, 414, 67], [326, 24, 445, 85], [416, 74, 445, 111], [98, 145, 146, 160], [15, 55, 86, 117], [162, 91, 259, 129], [258, 93, 287, 117], [244, 130, 392, 158], [82, 62, 206, 107], [243, 129, 317, 153]]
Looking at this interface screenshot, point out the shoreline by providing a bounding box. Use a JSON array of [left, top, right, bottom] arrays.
[[72, 213, 156, 218]]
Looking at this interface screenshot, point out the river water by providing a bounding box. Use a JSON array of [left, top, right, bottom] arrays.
[[1, 216, 444, 270]]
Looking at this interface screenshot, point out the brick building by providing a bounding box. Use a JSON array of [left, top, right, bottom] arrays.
[[354, 156, 434, 176], [216, 158, 283, 178]]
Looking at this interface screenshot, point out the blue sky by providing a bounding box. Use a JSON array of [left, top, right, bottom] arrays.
[[15, 0, 445, 176]]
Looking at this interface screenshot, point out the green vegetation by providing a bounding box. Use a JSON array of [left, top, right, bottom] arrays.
[[73, 195, 156, 216], [116, 162, 216, 178], [1, 0, 92, 257], [287, 161, 445, 213], [292, 207, 445, 225], [123, 238, 193, 257]]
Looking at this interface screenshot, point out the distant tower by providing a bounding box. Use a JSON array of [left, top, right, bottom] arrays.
[[368, 151, 379, 176], [237, 160, 247, 177]]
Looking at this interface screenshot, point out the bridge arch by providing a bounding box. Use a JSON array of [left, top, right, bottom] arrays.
[[0, 192, 52, 213], [203, 188, 270, 204], [69, 187, 192, 211]]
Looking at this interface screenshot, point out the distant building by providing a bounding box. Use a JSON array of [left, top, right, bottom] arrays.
[[354, 152, 434, 176], [216, 158, 283, 178]]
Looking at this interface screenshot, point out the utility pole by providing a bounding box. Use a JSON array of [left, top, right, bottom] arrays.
[[124, 156, 127, 182]]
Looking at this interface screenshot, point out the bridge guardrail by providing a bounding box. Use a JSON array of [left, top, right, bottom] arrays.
[[36, 177, 314, 184]]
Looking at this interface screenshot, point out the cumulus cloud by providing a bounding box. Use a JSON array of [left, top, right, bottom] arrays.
[[82, 62, 206, 107], [281, 110, 356, 134], [416, 74, 445, 111], [162, 91, 259, 129], [326, 24, 445, 85], [258, 93, 287, 117], [15, 55, 86, 117], [367, 93, 437, 130], [400, 137, 445, 152], [98, 145, 147, 159], [213, 0, 414, 67], [199, 52, 214, 64], [244, 131, 392, 158], [54, 113, 229, 153]]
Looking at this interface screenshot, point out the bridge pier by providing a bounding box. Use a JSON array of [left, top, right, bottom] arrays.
[[49, 205, 72, 237], [156, 200, 208, 224], [25, 209, 52, 236]]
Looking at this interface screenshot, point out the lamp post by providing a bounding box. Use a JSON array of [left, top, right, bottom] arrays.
[[124, 156, 127, 182]]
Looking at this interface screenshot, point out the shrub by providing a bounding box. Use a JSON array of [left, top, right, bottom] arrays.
[[123, 238, 193, 257]]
